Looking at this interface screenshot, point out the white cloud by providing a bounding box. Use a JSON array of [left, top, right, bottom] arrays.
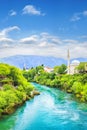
[[39, 41, 47, 47], [19, 33, 62, 46], [0, 26, 20, 37], [9, 10, 17, 16], [83, 11, 87, 16], [19, 35, 38, 43], [70, 14, 81, 22], [0, 30, 87, 59], [40, 32, 62, 45], [18, 34, 87, 59], [0, 26, 20, 48], [1, 41, 87, 59], [22, 5, 45, 16], [63, 39, 78, 44], [0, 37, 14, 43], [70, 10, 87, 22], [0, 37, 15, 50]]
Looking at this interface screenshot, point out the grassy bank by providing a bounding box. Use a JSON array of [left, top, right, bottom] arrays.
[[23, 65, 87, 102], [0, 63, 35, 118]]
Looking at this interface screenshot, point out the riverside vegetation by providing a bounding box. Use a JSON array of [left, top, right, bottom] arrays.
[[23, 64, 87, 102], [0, 63, 87, 118], [0, 63, 36, 118]]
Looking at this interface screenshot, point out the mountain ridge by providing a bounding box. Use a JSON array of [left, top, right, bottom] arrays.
[[0, 55, 87, 69]]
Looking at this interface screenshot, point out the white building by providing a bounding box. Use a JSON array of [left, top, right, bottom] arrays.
[[44, 67, 53, 73], [69, 60, 80, 74], [67, 49, 80, 74]]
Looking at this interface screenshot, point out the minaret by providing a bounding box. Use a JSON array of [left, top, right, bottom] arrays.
[[23, 63, 26, 70], [67, 49, 70, 74]]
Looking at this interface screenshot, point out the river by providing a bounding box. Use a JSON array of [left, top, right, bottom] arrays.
[[0, 83, 87, 130]]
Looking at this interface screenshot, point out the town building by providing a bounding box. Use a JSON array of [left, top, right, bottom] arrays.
[[44, 66, 53, 73]]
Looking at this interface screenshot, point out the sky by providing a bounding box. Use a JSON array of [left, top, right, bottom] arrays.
[[0, 0, 87, 59]]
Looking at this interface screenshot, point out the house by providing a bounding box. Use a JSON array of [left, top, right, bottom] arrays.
[[44, 66, 53, 73]]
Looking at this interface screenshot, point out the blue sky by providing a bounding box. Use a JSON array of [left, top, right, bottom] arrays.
[[0, 0, 87, 59]]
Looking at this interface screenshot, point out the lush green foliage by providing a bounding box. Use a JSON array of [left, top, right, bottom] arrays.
[[54, 64, 67, 74], [0, 63, 34, 117], [77, 62, 87, 73], [23, 65, 87, 102]]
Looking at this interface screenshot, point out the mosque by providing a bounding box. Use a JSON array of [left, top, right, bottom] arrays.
[[67, 49, 80, 74]]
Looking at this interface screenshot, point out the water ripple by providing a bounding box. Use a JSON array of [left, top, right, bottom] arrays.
[[0, 83, 87, 130]]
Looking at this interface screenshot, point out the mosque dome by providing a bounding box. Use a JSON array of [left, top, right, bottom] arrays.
[[71, 60, 80, 65]]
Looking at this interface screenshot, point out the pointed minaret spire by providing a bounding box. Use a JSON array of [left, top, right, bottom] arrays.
[[23, 63, 26, 70], [67, 49, 70, 74]]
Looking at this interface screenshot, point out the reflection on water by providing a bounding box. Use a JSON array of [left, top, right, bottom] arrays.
[[0, 83, 87, 130]]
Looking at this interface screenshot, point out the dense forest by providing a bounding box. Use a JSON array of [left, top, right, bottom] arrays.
[[0, 63, 35, 118], [23, 64, 87, 102]]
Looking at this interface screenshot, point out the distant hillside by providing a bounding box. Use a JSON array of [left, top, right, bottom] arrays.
[[0, 55, 67, 69], [0, 55, 87, 69]]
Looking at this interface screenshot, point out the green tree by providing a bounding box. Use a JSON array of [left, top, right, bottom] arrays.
[[58, 64, 67, 74], [54, 66, 60, 74], [77, 63, 85, 73], [0, 64, 10, 77]]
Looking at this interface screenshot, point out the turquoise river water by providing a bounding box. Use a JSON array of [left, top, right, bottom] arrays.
[[0, 83, 87, 130]]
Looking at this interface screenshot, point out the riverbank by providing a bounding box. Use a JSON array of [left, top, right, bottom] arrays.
[[34, 74, 87, 102], [23, 66, 87, 103], [1, 83, 87, 130], [0, 63, 40, 119], [0, 89, 40, 119]]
